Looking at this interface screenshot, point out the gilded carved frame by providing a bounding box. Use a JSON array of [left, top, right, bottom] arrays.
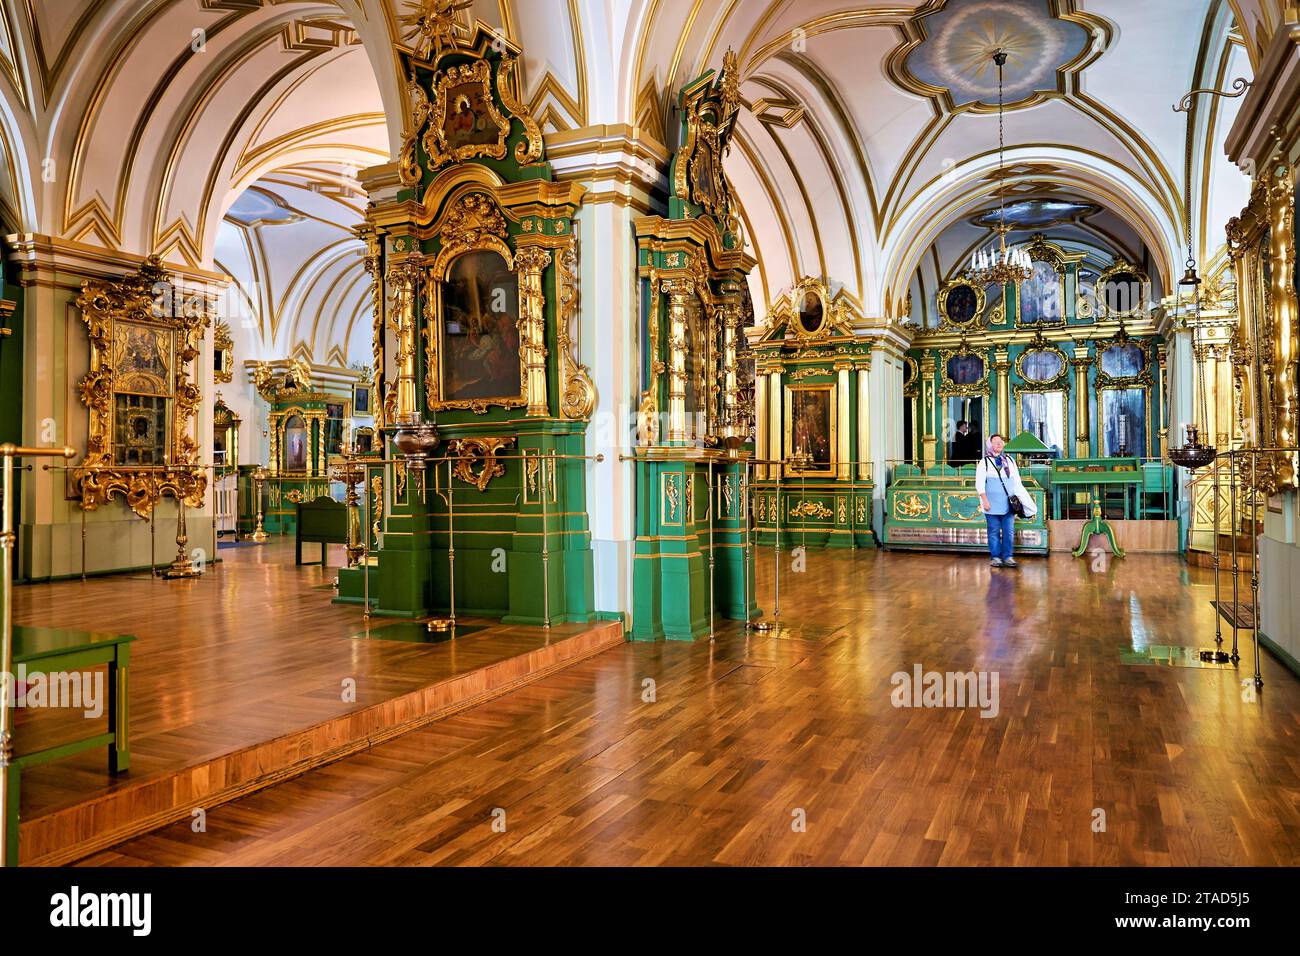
[[72, 256, 208, 518], [938, 346, 990, 396], [1097, 258, 1151, 320], [1093, 333, 1153, 457], [937, 276, 986, 332], [1013, 343, 1070, 451], [213, 319, 234, 384], [1016, 236, 1069, 328], [1226, 164, 1298, 489], [783, 382, 838, 478], [423, 59, 510, 168], [424, 190, 529, 414]]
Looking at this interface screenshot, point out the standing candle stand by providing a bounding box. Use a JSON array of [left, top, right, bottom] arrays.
[[250, 465, 269, 543], [159, 497, 201, 579], [331, 453, 367, 567]]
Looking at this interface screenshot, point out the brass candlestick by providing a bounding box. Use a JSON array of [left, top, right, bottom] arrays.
[[251, 465, 269, 542], [331, 452, 366, 566], [161, 498, 202, 579]]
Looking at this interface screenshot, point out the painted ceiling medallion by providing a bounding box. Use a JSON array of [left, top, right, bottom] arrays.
[[971, 198, 1100, 230], [894, 0, 1103, 111]]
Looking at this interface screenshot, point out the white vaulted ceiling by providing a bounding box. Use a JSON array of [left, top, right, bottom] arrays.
[[618, 0, 1261, 318]]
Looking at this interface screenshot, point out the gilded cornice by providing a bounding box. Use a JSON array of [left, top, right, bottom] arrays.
[[1225, 22, 1300, 167]]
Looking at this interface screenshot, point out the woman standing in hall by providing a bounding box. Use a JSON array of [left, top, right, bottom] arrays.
[[975, 434, 1037, 567]]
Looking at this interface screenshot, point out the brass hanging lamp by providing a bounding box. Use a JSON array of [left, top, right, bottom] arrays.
[[968, 50, 1033, 287], [1167, 114, 1217, 470]]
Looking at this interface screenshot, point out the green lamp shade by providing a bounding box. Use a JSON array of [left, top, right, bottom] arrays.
[[1002, 431, 1052, 454]]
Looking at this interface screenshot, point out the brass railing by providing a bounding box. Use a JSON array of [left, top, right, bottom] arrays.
[[1, 443, 75, 867]]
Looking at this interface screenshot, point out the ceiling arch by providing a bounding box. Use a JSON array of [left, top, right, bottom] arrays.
[[619, 0, 1240, 319]]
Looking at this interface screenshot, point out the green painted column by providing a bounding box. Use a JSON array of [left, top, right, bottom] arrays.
[[632, 456, 708, 640]]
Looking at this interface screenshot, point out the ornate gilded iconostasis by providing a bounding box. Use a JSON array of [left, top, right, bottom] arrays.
[[249, 358, 363, 535], [630, 51, 757, 641], [337, 21, 597, 624], [749, 278, 875, 550], [884, 234, 1169, 553], [905, 235, 1168, 466]]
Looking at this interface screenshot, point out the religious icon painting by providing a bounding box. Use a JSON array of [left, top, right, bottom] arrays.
[[784, 384, 837, 477], [946, 353, 985, 386], [440, 250, 522, 403], [1019, 259, 1064, 324], [429, 61, 510, 165], [353, 383, 371, 416]]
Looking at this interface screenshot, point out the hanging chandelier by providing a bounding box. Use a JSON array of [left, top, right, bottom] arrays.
[[968, 50, 1033, 287], [1167, 95, 1217, 471]]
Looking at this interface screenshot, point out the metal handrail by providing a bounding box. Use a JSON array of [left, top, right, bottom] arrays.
[[1, 443, 76, 867]]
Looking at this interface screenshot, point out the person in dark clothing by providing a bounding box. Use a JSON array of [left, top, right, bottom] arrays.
[[950, 420, 979, 465]]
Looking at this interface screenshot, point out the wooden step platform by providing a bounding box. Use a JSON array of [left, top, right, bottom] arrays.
[[10, 541, 623, 866]]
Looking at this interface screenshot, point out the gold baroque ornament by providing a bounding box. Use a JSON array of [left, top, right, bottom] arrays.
[[424, 59, 510, 169], [496, 53, 544, 166], [790, 500, 833, 520], [73, 255, 209, 519], [557, 237, 596, 419], [446, 436, 515, 491], [398, 0, 470, 61], [398, 70, 432, 187], [676, 49, 740, 230], [893, 493, 931, 520]]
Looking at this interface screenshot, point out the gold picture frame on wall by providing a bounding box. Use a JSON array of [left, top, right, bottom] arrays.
[[72, 256, 209, 518], [784, 382, 837, 477], [1097, 258, 1151, 319], [938, 346, 990, 396], [213, 319, 233, 384], [937, 276, 985, 331]]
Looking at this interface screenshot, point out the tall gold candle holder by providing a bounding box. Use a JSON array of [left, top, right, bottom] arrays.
[[250, 465, 269, 543]]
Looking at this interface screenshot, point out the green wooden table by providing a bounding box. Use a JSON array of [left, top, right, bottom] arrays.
[[1050, 459, 1142, 519], [5, 625, 134, 866]]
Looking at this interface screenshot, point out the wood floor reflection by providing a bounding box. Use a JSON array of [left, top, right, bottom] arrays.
[[81, 548, 1300, 866]]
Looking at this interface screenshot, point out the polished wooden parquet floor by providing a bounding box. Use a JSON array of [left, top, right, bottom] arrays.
[[12, 541, 612, 824], [61, 546, 1300, 865]]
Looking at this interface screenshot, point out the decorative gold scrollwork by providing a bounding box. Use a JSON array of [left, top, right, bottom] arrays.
[[73, 255, 209, 519], [894, 493, 931, 519], [557, 237, 596, 419], [446, 436, 515, 491], [790, 500, 833, 519]]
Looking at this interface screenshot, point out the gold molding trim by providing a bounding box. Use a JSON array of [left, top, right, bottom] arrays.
[[556, 235, 596, 419]]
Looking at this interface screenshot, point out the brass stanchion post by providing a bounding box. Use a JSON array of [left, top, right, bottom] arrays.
[[1, 444, 75, 867]]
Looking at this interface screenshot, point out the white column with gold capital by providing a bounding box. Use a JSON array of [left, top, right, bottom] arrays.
[[546, 124, 669, 622]]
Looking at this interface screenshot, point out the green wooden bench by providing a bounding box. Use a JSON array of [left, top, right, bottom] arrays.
[[5, 625, 133, 866], [296, 495, 348, 567]]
